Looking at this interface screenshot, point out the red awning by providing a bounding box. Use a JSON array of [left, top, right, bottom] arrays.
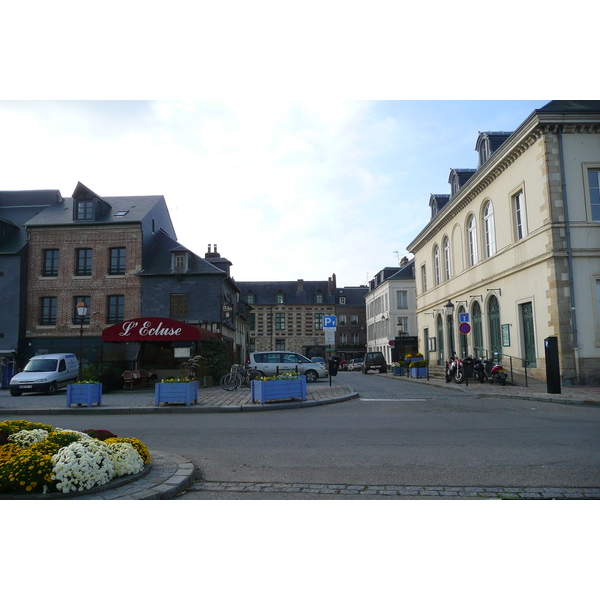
[[102, 317, 203, 343]]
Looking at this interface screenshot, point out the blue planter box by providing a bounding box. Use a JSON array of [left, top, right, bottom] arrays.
[[155, 381, 198, 406], [410, 367, 428, 379], [66, 384, 102, 407], [392, 367, 405, 376], [251, 377, 307, 405]]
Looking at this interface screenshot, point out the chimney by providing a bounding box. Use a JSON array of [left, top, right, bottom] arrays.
[[400, 256, 408, 267], [297, 279, 304, 292]]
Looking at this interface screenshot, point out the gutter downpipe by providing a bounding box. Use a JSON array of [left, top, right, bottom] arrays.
[[557, 126, 581, 384]]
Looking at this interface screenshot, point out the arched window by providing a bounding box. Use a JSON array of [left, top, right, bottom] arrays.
[[436, 313, 444, 364], [275, 290, 285, 304], [483, 201, 496, 258], [467, 214, 478, 266], [488, 295, 501, 355], [457, 304, 468, 357], [433, 245, 441, 286], [443, 236, 451, 280], [472, 301, 483, 357]]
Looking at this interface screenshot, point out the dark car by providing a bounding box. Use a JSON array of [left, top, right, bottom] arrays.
[[361, 351, 387, 374]]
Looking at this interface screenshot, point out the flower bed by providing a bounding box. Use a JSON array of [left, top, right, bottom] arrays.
[[0, 419, 150, 495], [251, 373, 307, 404]]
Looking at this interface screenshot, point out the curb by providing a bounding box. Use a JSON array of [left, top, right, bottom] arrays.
[[0, 392, 359, 416], [0, 451, 197, 501]]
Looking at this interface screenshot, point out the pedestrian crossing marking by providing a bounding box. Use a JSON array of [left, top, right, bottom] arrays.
[[360, 398, 426, 402]]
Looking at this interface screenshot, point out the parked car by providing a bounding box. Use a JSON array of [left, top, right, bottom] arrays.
[[311, 357, 326, 366], [348, 358, 364, 371], [9, 353, 79, 396], [362, 351, 387, 374], [248, 352, 328, 382]]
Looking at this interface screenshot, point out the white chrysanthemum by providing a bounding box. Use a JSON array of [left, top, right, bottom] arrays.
[[8, 428, 49, 447], [106, 442, 144, 477], [52, 428, 92, 440], [51, 439, 116, 493]]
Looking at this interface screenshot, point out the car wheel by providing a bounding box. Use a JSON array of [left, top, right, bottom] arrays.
[[46, 381, 58, 395], [10, 389, 22, 396], [305, 370, 318, 383]]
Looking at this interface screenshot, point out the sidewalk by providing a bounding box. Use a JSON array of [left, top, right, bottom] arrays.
[[380, 370, 600, 406], [0, 381, 359, 415]]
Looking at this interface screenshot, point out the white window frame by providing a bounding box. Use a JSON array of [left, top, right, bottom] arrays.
[[443, 236, 451, 280], [483, 201, 497, 258], [467, 214, 478, 266], [434, 245, 441, 286], [584, 165, 600, 222], [421, 264, 427, 293], [396, 290, 408, 309], [513, 190, 527, 241]]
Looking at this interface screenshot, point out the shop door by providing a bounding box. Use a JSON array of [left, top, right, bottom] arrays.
[[472, 302, 483, 358], [521, 302, 537, 367], [436, 315, 444, 365]]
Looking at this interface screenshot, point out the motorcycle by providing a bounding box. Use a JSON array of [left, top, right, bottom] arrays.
[[478, 354, 507, 385], [445, 352, 458, 383], [445, 352, 467, 383]]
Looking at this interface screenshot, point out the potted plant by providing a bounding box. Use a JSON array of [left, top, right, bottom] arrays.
[[155, 378, 198, 406], [66, 379, 103, 407], [409, 360, 428, 379], [251, 372, 307, 405], [392, 361, 406, 376]]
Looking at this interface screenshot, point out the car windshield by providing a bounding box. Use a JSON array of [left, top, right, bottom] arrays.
[[23, 359, 57, 372]]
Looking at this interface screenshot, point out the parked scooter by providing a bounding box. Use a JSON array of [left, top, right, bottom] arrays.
[[478, 354, 507, 385], [445, 352, 459, 383]]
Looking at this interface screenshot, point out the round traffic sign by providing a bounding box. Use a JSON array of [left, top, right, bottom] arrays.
[[459, 322, 471, 335]]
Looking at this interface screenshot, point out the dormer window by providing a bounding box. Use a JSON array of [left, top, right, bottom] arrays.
[[75, 199, 94, 221], [315, 291, 324, 304], [247, 292, 255, 304], [173, 253, 188, 272], [275, 291, 285, 304]]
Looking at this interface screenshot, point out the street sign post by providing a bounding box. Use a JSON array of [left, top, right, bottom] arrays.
[[323, 316, 337, 330], [459, 322, 471, 335]]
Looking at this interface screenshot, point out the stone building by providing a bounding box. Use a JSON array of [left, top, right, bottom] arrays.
[[238, 276, 338, 360], [406, 101, 600, 385]]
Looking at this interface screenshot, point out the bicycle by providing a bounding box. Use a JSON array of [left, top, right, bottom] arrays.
[[220, 364, 260, 391]]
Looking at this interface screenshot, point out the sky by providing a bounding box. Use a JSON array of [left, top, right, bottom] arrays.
[[0, 99, 550, 286]]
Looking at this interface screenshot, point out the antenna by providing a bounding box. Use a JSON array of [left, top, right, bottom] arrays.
[[393, 250, 400, 265]]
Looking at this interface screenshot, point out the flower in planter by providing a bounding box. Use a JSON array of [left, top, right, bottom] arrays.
[[256, 372, 302, 382], [73, 379, 100, 384], [392, 361, 407, 368], [411, 360, 428, 368], [161, 378, 193, 384]]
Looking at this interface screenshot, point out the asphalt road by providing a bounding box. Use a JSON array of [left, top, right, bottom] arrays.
[[19, 371, 600, 499]]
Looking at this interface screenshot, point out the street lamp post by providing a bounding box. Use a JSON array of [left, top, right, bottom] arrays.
[[76, 300, 88, 380]]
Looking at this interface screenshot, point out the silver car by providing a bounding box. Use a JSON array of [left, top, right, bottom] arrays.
[[248, 352, 329, 382], [348, 358, 364, 371]]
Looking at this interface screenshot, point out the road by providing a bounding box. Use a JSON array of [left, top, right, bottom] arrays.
[[19, 371, 600, 499]]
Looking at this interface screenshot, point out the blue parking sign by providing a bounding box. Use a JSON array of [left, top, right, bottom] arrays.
[[323, 315, 337, 329]]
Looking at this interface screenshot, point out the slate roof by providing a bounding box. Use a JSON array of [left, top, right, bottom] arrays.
[[0, 190, 62, 254], [337, 286, 369, 305], [387, 259, 415, 280], [24, 194, 169, 228], [139, 229, 227, 276], [238, 280, 336, 305], [536, 100, 600, 113]]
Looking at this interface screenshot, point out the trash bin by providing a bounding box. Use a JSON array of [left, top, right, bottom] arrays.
[[328, 356, 340, 377], [462, 357, 475, 379]]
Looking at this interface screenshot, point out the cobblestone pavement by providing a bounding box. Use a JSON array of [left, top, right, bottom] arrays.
[[186, 480, 600, 500]]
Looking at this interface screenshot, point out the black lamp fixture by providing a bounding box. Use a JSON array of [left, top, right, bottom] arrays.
[[76, 300, 88, 380], [444, 300, 455, 317]]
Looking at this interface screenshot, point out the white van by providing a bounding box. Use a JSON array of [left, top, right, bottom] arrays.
[[248, 351, 328, 383], [9, 353, 79, 396]]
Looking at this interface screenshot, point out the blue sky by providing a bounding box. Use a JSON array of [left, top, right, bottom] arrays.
[[0, 100, 548, 285]]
